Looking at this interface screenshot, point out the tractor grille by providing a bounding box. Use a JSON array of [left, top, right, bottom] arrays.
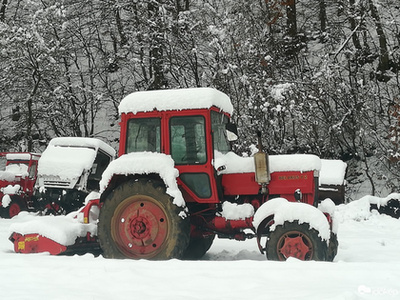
[[43, 181, 71, 187]]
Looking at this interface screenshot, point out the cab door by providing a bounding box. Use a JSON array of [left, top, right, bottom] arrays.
[[167, 112, 219, 203]]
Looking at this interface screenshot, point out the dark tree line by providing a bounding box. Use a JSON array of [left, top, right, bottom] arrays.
[[1, 0, 400, 197]]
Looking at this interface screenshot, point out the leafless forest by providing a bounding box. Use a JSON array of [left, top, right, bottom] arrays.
[[1, 0, 400, 197]]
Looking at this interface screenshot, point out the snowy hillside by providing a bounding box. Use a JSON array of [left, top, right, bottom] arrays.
[[0, 200, 399, 300]]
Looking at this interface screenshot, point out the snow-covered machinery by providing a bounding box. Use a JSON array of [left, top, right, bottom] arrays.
[[0, 152, 40, 218], [10, 88, 338, 261], [319, 159, 347, 205], [34, 137, 116, 214]]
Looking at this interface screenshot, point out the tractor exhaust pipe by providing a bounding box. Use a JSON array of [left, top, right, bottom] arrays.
[[254, 131, 270, 194]]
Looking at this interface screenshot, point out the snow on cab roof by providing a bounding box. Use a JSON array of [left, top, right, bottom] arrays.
[[49, 137, 116, 157], [118, 87, 234, 115]]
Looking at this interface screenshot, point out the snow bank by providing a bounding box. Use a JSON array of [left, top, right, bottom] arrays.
[[319, 159, 347, 185], [253, 198, 331, 241], [9, 211, 97, 246], [118, 87, 234, 115], [335, 193, 400, 222], [360, 193, 400, 207], [214, 151, 321, 174], [100, 152, 185, 207]]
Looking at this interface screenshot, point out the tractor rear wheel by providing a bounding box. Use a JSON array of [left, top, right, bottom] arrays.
[[98, 179, 190, 260], [326, 232, 338, 262], [1, 196, 26, 218], [266, 221, 327, 261], [182, 234, 215, 260]]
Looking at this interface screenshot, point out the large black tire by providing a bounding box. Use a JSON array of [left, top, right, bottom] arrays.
[[371, 199, 400, 219], [98, 179, 190, 260], [0, 196, 26, 218], [182, 234, 215, 260], [266, 221, 327, 261], [326, 232, 339, 262]]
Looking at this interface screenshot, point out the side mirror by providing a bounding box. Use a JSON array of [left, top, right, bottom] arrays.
[[226, 123, 238, 141]]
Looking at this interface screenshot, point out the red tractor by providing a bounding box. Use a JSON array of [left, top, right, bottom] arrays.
[[96, 88, 337, 261], [0, 152, 40, 218], [11, 88, 338, 261]]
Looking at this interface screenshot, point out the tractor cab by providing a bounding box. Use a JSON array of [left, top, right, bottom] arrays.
[[118, 88, 235, 204], [0, 152, 40, 218]]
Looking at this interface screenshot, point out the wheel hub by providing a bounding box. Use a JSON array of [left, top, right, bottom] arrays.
[[130, 216, 150, 239], [112, 196, 169, 258], [278, 233, 312, 260]]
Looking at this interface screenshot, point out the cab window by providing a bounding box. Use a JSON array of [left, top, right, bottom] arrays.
[[170, 116, 206, 164], [211, 111, 231, 154], [126, 118, 161, 153]]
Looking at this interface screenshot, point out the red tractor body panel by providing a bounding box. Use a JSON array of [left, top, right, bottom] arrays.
[[221, 170, 316, 204]]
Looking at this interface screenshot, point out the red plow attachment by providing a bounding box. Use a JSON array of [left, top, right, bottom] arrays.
[[9, 199, 101, 255], [10, 233, 67, 255]]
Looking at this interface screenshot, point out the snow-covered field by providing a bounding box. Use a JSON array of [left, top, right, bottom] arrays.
[[0, 201, 399, 300]]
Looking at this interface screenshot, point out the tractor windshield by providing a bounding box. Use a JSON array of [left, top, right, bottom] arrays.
[[211, 111, 231, 154]]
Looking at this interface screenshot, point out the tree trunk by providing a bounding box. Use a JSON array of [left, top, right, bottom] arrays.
[[0, 0, 7, 22], [348, 0, 362, 50], [148, 1, 167, 90], [319, 0, 327, 33], [368, 0, 390, 73], [286, 0, 297, 37]]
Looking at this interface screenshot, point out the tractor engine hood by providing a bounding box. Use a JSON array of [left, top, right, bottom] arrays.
[[213, 151, 321, 175]]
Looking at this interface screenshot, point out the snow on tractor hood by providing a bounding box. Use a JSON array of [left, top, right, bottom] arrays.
[[213, 151, 321, 174], [118, 87, 234, 115], [100, 152, 185, 208], [38, 137, 116, 181], [319, 159, 347, 186]]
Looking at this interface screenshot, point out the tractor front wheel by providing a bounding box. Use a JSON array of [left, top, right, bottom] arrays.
[[98, 179, 190, 260], [266, 221, 327, 261]]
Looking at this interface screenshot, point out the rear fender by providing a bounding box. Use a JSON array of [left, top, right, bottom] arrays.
[[100, 173, 165, 203]]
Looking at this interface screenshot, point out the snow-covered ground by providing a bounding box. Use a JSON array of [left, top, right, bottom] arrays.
[[0, 201, 399, 300]]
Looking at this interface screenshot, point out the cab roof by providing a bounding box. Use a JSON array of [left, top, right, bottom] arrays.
[[118, 88, 234, 116]]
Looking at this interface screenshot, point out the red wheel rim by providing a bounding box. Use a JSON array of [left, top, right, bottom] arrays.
[[111, 195, 169, 258], [276, 231, 313, 260], [8, 203, 21, 218]]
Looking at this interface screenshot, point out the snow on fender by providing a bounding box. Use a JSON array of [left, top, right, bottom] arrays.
[[100, 152, 185, 208], [253, 198, 331, 242]]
